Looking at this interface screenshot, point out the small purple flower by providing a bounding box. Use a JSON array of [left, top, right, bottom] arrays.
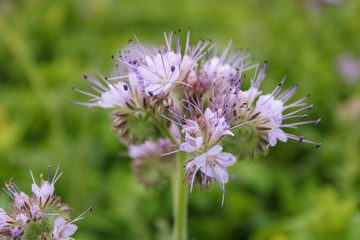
[[3, 180, 31, 212], [30, 162, 63, 209], [52, 217, 78, 240], [0, 208, 10, 229], [16, 212, 29, 226], [52, 207, 92, 240], [167, 104, 234, 154], [138, 51, 181, 96], [179, 121, 203, 153], [200, 41, 256, 90], [254, 82, 321, 148], [10, 225, 24, 237], [71, 74, 134, 108], [185, 145, 236, 205], [30, 205, 42, 221]]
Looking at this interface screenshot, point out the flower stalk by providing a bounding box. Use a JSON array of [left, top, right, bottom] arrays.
[[172, 151, 188, 240]]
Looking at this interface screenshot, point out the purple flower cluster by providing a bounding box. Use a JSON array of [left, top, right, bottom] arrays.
[[73, 30, 321, 203], [0, 163, 92, 240]]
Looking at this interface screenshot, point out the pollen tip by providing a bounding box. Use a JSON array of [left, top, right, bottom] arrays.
[[69, 101, 74, 104], [315, 118, 321, 125], [264, 60, 268, 64], [306, 94, 311, 97], [83, 73, 88, 79], [301, 114, 307, 120], [316, 143, 322, 148], [71, 85, 75, 90], [123, 84, 128, 91], [295, 83, 299, 87], [307, 105, 313, 110], [298, 136, 304, 143], [148, 91, 154, 97], [89, 207, 93, 211], [111, 55, 115, 59]]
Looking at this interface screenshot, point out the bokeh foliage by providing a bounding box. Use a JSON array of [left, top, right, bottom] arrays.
[[1, 0, 360, 239]]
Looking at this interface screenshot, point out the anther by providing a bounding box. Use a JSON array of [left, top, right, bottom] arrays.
[[171, 66, 175, 72], [111, 55, 114, 59], [148, 91, 154, 97], [298, 136, 304, 143], [123, 84, 128, 91], [83, 73, 88, 79], [307, 105, 313, 110], [301, 114, 307, 120], [316, 143, 322, 148], [315, 118, 321, 125]]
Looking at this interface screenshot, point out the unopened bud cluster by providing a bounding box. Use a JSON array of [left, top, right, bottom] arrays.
[[72, 30, 321, 203], [0, 163, 92, 239]]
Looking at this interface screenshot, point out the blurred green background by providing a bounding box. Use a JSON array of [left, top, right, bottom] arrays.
[[1, 0, 360, 239]]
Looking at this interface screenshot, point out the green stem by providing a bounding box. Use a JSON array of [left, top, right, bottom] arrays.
[[149, 112, 188, 240], [172, 151, 188, 240]]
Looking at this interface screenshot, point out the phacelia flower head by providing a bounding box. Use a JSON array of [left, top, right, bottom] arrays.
[[1, 163, 89, 239], [73, 30, 322, 204], [129, 124, 180, 188]]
